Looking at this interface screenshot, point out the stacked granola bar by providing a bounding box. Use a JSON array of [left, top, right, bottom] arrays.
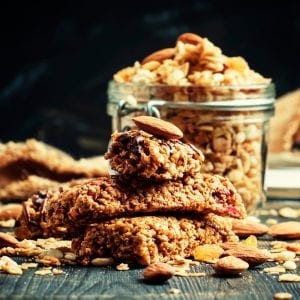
[[16, 117, 246, 265]]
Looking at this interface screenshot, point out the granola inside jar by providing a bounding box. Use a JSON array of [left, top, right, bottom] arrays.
[[107, 33, 275, 213]]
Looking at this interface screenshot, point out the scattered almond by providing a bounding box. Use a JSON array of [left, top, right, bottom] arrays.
[[223, 245, 271, 267], [269, 222, 300, 239], [273, 250, 296, 262], [0, 204, 23, 220], [132, 116, 183, 139], [232, 219, 269, 237], [143, 262, 175, 283], [176, 32, 203, 45], [214, 256, 249, 275], [263, 266, 286, 274], [142, 48, 175, 64], [0, 232, 19, 248]]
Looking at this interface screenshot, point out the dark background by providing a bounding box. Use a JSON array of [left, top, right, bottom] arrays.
[[1, 0, 299, 157]]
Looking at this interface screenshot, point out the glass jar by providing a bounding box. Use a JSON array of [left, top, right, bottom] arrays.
[[107, 81, 275, 213]]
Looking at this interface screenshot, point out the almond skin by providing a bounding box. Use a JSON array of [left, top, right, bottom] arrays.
[[0, 232, 19, 248], [143, 262, 175, 283], [214, 256, 249, 275], [232, 219, 269, 238], [223, 246, 271, 267], [142, 48, 175, 64], [268, 221, 300, 239], [132, 116, 183, 139], [177, 32, 203, 45], [0, 204, 23, 220]]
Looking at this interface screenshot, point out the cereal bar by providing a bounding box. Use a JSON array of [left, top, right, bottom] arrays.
[[105, 129, 204, 180], [72, 214, 238, 266], [16, 174, 246, 239]]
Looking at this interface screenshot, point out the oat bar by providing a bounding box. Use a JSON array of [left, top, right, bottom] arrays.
[[16, 173, 245, 239], [105, 130, 204, 180], [72, 214, 238, 266]]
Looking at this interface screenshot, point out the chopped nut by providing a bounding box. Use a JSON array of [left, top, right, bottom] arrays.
[[278, 274, 300, 282], [169, 288, 181, 295], [21, 262, 38, 270], [0, 256, 23, 275], [52, 268, 64, 275], [116, 263, 129, 271], [278, 207, 298, 219], [282, 261, 297, 270], [0, 219, 16, 227], [263, 266, 286, 274], [35, 269, 53, 276], [64, 252, 77, 261], [273, 292, 293, 300], [266, 218, 278, 225], [273, 251, 296, 262], [91, 257, 114, 266], [241, 235, 257, 248]]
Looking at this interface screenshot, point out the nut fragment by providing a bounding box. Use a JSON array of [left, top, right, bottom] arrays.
[[282, 261, 297, 270], [232, 219, 269, 237], [278, 207, 298, 219], [116, 263, 129, 271], [214, 256, 249, 275], [278, 274, 300, 282], [0, 232, 19, 248], [143, 262, 175, 283], [132, 116, 183, 139], [0, 204, 22, 220], [91, 257, 114, 266], [0, 256, 23, 275], [273, 292, 293, 300], [177, 32, 202, 45], [142, 48, 175, 64], [269, 222, 300, 239]]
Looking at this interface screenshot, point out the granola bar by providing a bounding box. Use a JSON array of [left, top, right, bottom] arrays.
[[0, 139, 109, 201], [16, 174, 246, 239], [105, 129, 204, 180], [72, 214, 238, 266]]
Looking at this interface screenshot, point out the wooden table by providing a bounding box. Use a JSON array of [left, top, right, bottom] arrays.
[[0, 200, 299, 300]]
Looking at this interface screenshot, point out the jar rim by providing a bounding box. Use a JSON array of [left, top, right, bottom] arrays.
[[108, 80, 274, 90]]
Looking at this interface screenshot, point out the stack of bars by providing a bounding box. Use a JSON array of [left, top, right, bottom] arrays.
[[16, 117, 246, 266]]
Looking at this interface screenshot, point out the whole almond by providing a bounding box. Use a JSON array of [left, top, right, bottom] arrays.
[[0, 232, 19, 248], [214, 256, 249, 275], [269, 221, 300, 239], [132, 116, 183, 139], [232, 219, 269, 237], [224, 246, 271, 267], [0, 204, 23, 220], [142, 48, 175, 64], [177, 32, 203, 45], [143, 262, 175, 283]]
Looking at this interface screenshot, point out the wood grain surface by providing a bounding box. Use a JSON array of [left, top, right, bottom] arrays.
[[0, 201, 299, 300]]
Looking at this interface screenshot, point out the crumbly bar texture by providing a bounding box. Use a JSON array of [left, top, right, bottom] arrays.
[[15, 173, 246, 239], [0, 139, 109, 201], [15, 179, 89, 240], [72, 214, 238, 266], [105, 129, 204, 180]]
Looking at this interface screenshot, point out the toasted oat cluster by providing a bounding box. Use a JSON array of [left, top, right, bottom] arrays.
[[114, 32, 270, 87]]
